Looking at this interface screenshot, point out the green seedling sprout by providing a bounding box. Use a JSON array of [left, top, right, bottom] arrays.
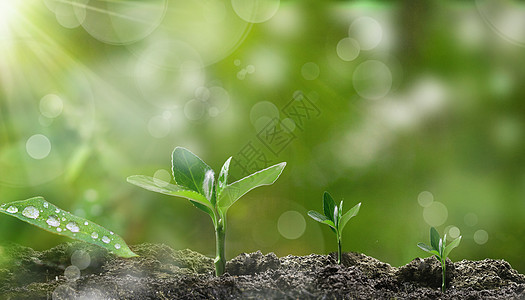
[[127, 147, 286, 276], [0, 197, 137, 257], [308, 191, 361, 264], [417, 227, 461, 293]]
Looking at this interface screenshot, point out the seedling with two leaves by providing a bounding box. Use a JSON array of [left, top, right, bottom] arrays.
[[0, 197, 137, 257], [127, 147, 286, 276], [417, 227, 461, 293], [308, 192, 361, 264]]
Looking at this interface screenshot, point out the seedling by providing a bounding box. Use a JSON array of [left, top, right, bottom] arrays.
[[417, 227, 461, 293], [308, 191, 361, 264], [0, 197, 137, 257], [127, 147, 286, 276]]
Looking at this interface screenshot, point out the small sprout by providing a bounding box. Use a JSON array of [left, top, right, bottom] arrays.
[[308, 191, 361, 264], [0, 197, 137, 258], [417, 227, 461, 293], [127, 146, 286, 276]]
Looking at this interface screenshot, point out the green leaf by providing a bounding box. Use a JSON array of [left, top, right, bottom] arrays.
[[217, 157, 231, 197], [430, 227, 440, 252], [126, 175, 213, 211], [323, 192, 336, 221], [308, 210, 328, 223], [202, 169, 215, 202], [218, 162, 286, 211], [171, 147, 213, 196], [338, 202, 361, 234], [443, 236, 461, 259], [417, 243, 441, 258], [0, 197, 137, 258]]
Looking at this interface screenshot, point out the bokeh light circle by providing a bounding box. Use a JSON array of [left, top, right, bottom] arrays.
[[147, 115, 171, 138], [422, 201, 448, 227], [353, 60, 392, 100], [474, 229, 489, 245], [417, 191, 434, 207], [39, 94, 64, 118], [78, 0, 167, 45], [277, 210, 306, 239], [26, 134, 52, 160], [250, 101, 279, 130], [348, 16, 383, 50], [231, 0, 280, 23], [301, 62, 320, 80], [136, 40, 204, 109], [184, 99, 207, 121], [448, 226, 461, 239], [153, 169, 171, 187], [71, 250, 91, 270], [336, 38, 360, 61], [64, 265, 81, 281]]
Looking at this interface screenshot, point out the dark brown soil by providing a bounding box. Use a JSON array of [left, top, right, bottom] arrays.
[[1, 242, 524, 299]]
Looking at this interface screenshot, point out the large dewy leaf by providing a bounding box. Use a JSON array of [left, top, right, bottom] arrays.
[[0, 197, 137, 258], [126, 175, 213, 211], [171, 147, 213, 196], [323, 192, 336, 221], [218, 162, 286, 211], [338, 202, 361, 234]]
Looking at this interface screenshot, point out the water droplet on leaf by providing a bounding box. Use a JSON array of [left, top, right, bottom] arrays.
[[91, 232, 98, 239], [66, 222, 80, 233], [6, 206, 18, 213], [43, 202, 49, 208], [46, 215, 60, 227], [22, 206, 40, 219], [102, 236, 110, 244], [115, 244, 121, 249]]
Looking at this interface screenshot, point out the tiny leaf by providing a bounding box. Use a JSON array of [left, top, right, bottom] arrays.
[[0, 197, 137, 258], [338, 202, 361, 234], [217, 157, 232, 197], [430, 227, 440, 252], [171, 147, 213, 196], [323, 192, 336, 221], [333, 205, 339, 228], [218, 162, 286, 211], [126, 175, 213, 211], [417, 243, 441, 258], [307, 210, 328, 223], [202, 169, 215, 202], [443, 236, 461, 259]]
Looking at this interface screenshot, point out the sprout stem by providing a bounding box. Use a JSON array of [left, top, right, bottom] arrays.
[[337, 233, 342, 264], [214, 219, 226, 276], [441, 259, 446, 293]]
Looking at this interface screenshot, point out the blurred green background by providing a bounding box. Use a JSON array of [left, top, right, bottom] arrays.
[[1, 0, 525, 273]]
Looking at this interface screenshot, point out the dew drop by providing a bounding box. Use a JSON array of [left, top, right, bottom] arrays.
[[57, 228, 62, 232], [91, 232, 98, 239], [115, 244, 121, 250], [62, 217, 66, 221], [22, 206, 40, 219], [102, 236, 110, 244], [110, 232, 114, 235], [43, 202, 49, 208], [6, 206, 18, 213], [84, 221, 88, 226], [55, 209, 60, 213], [66, 222, 80, 233], [46, 215, 60, 227]]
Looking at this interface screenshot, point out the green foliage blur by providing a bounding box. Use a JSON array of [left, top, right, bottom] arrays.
[[1, 0, 525, 273]]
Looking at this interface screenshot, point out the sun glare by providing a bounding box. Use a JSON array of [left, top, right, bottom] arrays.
[[0, 0, 17, 38]]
